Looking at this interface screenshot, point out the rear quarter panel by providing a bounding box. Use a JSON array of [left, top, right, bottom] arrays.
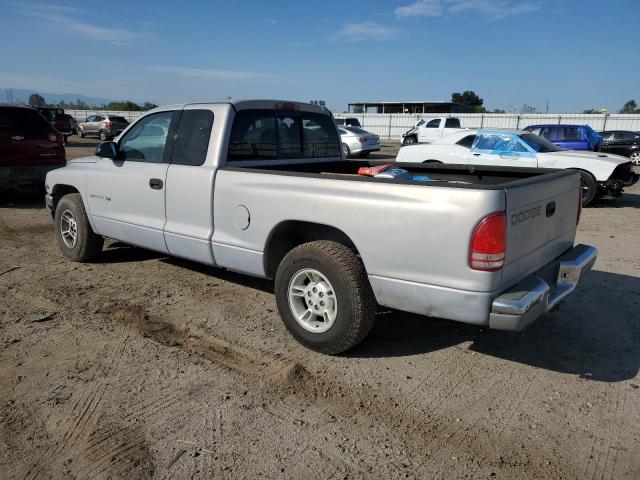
[[211, 170, 506, 293]]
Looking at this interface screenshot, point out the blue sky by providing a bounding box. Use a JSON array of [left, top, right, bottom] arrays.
[[0, 0, 638, 112]]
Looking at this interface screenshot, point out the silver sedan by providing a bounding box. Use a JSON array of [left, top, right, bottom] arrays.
[[338, 126, 380, 158]]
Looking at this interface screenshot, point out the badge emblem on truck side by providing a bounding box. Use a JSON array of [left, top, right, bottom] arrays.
[[511, 206, 542, 225]]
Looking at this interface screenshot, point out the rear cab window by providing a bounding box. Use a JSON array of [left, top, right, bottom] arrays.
[[445, 118, 461, 128], [227, 109, 340, 162]]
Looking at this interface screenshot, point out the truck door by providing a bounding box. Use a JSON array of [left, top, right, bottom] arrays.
[[86, 110, 178, 253], [418, 118, 441, 143], [469, 132, 538, 168], [163, 106, 217, 264]]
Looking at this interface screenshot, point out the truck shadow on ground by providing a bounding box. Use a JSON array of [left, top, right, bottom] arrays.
[[349, 269, 640, 383], [592, 192, 640, 209], [79, 243, 639, 383]]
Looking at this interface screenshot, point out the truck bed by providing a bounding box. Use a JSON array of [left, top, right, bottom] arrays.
[[226, 159, 568, 189]]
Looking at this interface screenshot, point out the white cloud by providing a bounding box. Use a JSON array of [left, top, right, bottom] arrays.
[[18, 3, 143, 45], [331, 22, 396, 42], [148, 66, 279, 81], [395, 0, 539, 20], [395, 0, 444, 18]]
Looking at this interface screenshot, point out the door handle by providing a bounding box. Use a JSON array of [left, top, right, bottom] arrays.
[[11, 135, 24, 141], [149, 178, 163, 190], [472, 153, 480, 156]]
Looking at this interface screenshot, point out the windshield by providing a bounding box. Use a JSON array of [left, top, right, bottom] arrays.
[[519, 133, 563, 153]]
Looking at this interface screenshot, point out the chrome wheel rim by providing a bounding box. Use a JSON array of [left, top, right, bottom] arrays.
[[630, 152, 640, 166], [288, 268, 338, 333], [60, 209, 78, 248]]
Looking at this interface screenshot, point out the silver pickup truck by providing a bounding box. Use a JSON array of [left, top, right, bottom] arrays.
[[45, 100, 597, 354]]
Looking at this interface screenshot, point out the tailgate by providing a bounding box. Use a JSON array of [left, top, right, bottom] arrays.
[[501, 170, 580, 287]]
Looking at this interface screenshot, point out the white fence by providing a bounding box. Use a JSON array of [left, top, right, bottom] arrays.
[[334, 113, 640, 139], [66, 109, 147, 122], [65, 109, 640, 140]]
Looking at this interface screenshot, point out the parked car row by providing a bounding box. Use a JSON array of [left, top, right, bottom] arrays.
[[396, 129, 638, 206]]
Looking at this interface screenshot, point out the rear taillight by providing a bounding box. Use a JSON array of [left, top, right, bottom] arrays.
[[105, 121, 113, 129], [48, 132, 57, 142], [469, 212, 506, 271], [577, 188, 582, 225]]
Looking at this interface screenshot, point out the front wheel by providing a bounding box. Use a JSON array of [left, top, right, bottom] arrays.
[[342, 143, 351, 158], [77, 128, 85, 138], [54, 193, 104, 262], [579, 171, 597, 207], [403, 136, 417, 145], [99, 130, 109, 141], [274, 241, 376, 355], [629, 151, 640, 166]]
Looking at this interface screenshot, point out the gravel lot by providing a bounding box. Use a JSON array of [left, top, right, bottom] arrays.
[[1, 137, 639, 479]]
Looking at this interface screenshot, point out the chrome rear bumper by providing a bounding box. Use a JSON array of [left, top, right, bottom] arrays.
[[489, 244, 597, 331]]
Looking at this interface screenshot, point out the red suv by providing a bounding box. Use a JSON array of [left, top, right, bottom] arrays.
[[0, 104, 66, 188]]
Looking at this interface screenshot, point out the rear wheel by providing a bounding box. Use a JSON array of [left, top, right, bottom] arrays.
[[630, 151, 640, 166], [342, 143, 351, 158], [275, 241, 376, 355], [54, 194, 104, 262], [579, 171, 597, 206], [99, 130, 109, 141]]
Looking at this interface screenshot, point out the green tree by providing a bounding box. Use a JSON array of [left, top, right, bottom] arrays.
[[28, 93, 46, 108], [619, 100, 640, 114], [491, 108, 506, 113], [451, 90, 483, 108], [582, 108, 599, 114]]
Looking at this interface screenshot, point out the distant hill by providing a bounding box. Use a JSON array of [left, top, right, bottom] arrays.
[[1, 88, 115, 107]]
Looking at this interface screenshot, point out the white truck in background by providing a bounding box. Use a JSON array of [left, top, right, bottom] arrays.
[[401, 116, 466, 145]]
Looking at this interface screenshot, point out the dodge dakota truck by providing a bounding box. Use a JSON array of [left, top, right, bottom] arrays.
[[45, 100, 597, 354]]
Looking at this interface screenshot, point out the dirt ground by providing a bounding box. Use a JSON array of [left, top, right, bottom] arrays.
[[1, 137, 639, 479]]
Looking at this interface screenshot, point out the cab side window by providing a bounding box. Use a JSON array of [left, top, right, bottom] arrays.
[[171, 110, 214, 166], [118, 111, 175, 163], [425, 119, 441, 128]]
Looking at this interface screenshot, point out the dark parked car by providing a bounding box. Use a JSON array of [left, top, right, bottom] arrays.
[[0, 104, 66, 188], [37, 107, 73, 141], [599, 130, 640, 165], [524, 124, 603, 151]]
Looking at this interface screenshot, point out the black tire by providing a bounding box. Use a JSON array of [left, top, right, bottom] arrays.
[[342, 143, 351, 159], [403, 136, 417, 145], [77, 128, 84, 138], [54, 193, 104, 262], [99, 130, 109, 141], [274, 241, 376, 355], [579, 171, 597, 207]]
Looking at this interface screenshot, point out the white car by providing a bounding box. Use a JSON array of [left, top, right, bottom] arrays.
[[338, 126, 380, 158], [396, 129, 639, 205]]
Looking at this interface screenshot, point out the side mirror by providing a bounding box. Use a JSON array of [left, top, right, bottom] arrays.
[[96, 142, 118, 159]]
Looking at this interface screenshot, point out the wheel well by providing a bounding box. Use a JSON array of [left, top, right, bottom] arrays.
[[264, 221, 358, 278], [51, 184, 80, 212], [423, 159, 442, 164]]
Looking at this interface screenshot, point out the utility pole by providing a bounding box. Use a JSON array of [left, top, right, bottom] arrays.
[[545, 100, 549, 114]]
